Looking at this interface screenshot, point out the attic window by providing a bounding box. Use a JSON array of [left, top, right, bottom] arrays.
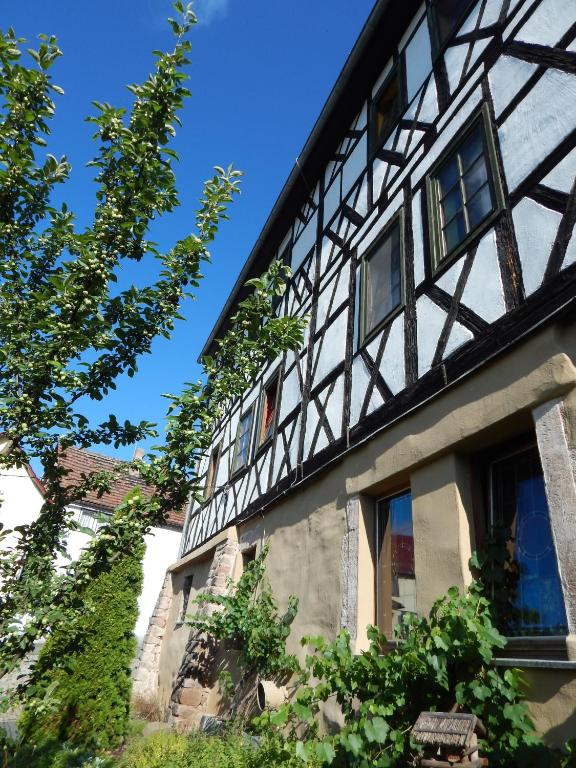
[[370, 63, 406, 155]]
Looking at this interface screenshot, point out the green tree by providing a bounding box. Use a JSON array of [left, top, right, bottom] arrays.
[[18, 533, 145, 750], [0, 0, 307, 725]]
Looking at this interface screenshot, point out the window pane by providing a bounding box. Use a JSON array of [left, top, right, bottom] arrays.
[[234, 410, 253, 471], [433, 0, 471, 47], [436, 156, 459, 197], [442, 210, 466, 252], [374, 71, 402, 148], [377, 491, 416, 637], [491, 447, 567, 636], [440, 185, 463, 222], [462, 155, 489, 200], [466, 183, 492, 229], [364, 222, 401, 337], [260, 379, 278, 445], [459, 124, 484, 171]]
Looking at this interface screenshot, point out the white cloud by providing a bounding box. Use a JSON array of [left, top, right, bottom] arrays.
[[194, 0, 230, 25]]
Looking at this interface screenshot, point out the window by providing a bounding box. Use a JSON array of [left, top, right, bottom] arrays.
[[429, 0, 477, 53], [427, 106, 503, 270], [178, 574, 193, 624], [375, 490, 416, 638], [488, 446, 567, 637], [370, 63, 406, 156], [360, 216, 403, 344], [257, 376, 279, 448], [232, 406, 254, 474], [204, 442, 221, 501]]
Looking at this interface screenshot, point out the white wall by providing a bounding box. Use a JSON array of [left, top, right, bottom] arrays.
[[137, 526, 181, 640], [0, 465, 44, 557]]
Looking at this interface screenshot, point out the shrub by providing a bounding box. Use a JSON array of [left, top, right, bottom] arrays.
[[0, 733, 113, 768], [18, 542, 144, 751]]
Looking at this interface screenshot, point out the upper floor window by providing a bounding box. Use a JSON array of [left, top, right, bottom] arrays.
[[488, 446, 567, 637], [257, 375, 279, 448], [232, 405, 254, 474], [376, 490, 416, 638], [370, 63, 407, 156], [359, 215, 404, 344], [204, 442, 221, 501], [427, 106, 503, 271], [429, 0, 476, 53]]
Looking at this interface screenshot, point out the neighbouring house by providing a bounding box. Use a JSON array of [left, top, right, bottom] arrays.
[[0, 447, 184, 642], [134, 0, 576, 745]]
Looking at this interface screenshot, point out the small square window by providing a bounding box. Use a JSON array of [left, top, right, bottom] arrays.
[[370, 63, 406, 156], [429, 0, 477, 54], [257, 375, 279, 448], [232, 406, 254, 474], [375, 490, 416, 638], [427, 106, 503, 271], [359, 216, 404, 344], [204, 443, 221, 501]]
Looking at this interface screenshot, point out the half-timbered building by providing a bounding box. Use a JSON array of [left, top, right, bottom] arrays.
[[135, 0, 576, 743]]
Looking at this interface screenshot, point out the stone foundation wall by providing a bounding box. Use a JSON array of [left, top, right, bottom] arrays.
[[132, 573, 173, 703], [168, 537, 238, 728]]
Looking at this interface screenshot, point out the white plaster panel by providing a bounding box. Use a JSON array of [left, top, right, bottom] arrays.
[[303, 401, 319, 458], [356, 192, 404, 257], [488, 55, 537, 119], [542, 147, 576, 194], [366, 387, 385, 416], [350, 356, 371, 425], [436, 258, 464, 296], [313, 310, 348, 387], [416, 295, 448, 376], [444, 320, 474, 358], [499, 70, 576, 193], [372, 57, 394, 98], [325, 160, 337, 189], [437, 79, 482, 133], [512, 197, 562, 296], [342, 134, 368, 196], [380, 313, 406, 395], [412, 190, 426, 287], [372, 159, 389, 200], [459, 1, 482, 35], [354, 176, 369, 217], [445, 43, 468, 94], [313, 427, 329, 456], [320, 236, 336, 274], [412, 86, 482, 189], [399, 4, 426, 50], [569, 37, 576, 53], [325, 375, 344, 440], [563, 233, 576, 269], [460, 229, 507, 323], [418, 77, 439, 123], [353, 102, 368, 131], [405, 16, 432, 103], [291, 211, 317, 270], [467, 38, 490, 72], [279, 366, 301, 421], [515, 0, 576, 47], [480, 0, 504, 27], [395, 129, 412, 155], [366, 328, 385, 363], [350, 206, 380, 251], [279, 227, 292, 256]]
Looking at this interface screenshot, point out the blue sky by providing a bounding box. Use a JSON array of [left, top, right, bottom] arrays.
[[3, 0, 375, 460]]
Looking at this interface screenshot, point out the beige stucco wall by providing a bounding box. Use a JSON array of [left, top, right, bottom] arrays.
[[158, 321, 576, 744]]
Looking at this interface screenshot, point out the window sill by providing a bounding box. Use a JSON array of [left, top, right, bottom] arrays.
[[493, 658, 576, 670]]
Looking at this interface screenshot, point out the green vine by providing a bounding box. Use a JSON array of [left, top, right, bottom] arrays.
[[187, 545, 300, 706]]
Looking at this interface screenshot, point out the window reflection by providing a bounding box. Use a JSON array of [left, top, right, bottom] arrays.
[[376, 490, 416, 637], [490, 447, 567, 636]]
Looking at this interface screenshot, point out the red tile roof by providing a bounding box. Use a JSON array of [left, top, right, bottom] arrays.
[[57, 446, 185, 529]]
